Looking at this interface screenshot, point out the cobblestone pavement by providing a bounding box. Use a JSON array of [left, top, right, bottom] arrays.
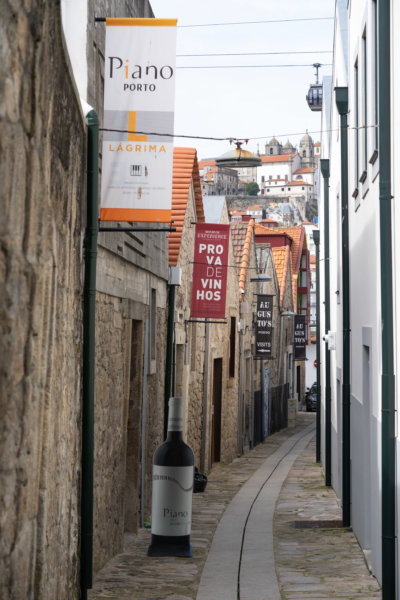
[[275, 437, 381, 599], [89, 413, 381, 600]]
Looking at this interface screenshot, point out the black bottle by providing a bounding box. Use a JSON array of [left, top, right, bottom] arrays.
[[148, 397, 194, 557]]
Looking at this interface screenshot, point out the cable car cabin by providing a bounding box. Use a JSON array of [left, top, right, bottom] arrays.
[[306, 84, 323, 112]]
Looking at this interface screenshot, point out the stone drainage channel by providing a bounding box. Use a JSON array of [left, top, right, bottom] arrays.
[[89, 414, 381, 600]]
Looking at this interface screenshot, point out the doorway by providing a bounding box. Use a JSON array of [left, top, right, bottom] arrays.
[[211, 358, 223, 463], [296, 365, 301, 405]]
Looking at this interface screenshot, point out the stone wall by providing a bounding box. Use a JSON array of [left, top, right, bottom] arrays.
[[81, 0, 169, 572], [93, 243, 168, 570], [0, 2, 85, 599], [173, 182, 205, 465], [207, 208, 240, 468]]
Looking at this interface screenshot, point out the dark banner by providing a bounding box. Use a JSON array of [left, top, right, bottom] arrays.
[[190, 223, 229, 319], [294, 315, 306, 360], [255, 295, 273, 358]]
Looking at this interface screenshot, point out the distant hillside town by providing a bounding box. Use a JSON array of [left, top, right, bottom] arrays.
[[198, 132, 320, 225]]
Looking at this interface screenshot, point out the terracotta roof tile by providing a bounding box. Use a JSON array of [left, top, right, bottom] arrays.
[[256, 225, 306, 308], [287, 180, 312, 186], [230, 220, 255, 299], [294, 167, 314, 174], [271, 246, 291, 304], [260, 153, 296, 163], [198, 159, 216, 168], [169, 147, 205, 265]]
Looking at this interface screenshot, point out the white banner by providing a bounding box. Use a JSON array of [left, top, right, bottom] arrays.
[[101, 18, 177, 223]]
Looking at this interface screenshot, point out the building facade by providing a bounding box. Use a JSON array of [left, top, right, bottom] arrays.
[[318, 0, 400, 593]]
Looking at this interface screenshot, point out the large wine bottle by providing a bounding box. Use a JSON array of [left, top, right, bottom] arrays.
[[147, 397, 194, 557]]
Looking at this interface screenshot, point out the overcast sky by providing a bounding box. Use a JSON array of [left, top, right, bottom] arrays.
[[149, 0, 335, 160]]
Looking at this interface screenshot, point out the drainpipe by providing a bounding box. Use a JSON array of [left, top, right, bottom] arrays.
[[201, 320, 210, 472], [260, 358, 265, 441], [312, 230, 321, 463], [81, 110, 99, 599], [164, 282, 176, 438], [320, 159, 331, 487], [335, 87, 351, 528], [378, 0, 395, 596]]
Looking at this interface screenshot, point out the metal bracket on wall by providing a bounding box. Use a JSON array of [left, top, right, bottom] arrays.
[[186, 320, 227, 325], [98, 220, 176, 233]]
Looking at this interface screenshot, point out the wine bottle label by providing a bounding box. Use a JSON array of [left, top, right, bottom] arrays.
[[151, 465, 194, 536]]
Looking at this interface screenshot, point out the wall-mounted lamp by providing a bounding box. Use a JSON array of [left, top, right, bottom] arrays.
[[250, 274, 272, 282], [281, 310, 296, 317]]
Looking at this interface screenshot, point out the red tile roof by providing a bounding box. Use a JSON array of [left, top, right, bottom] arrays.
[[294, 167, 314, 174], [230, 220, 255, 299], [271, 246, 291, 304], [260, 153, 296, 163], [286, 180, 312, 186], [169, 147, 205, 266], [255, 225, 306, 307], [198, 159, 216, 168]]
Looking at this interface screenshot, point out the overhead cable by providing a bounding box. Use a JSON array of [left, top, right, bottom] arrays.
[[100, 124, 378, 144], [176, 63, 332, 70], [178, 17, 334, 28], [177, 51, 333, 57]]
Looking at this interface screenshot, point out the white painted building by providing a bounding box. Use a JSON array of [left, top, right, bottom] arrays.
[[318, 0, 400, 594], [257, 136, 318, 218], [302, 222, 318, 389]]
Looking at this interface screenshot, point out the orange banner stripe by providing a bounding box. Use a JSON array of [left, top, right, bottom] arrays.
[[100, 208, 172, 223], [128, 112, 147, 142], [106, 18, 177, 27]]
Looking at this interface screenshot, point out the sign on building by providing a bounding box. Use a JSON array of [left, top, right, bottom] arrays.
[[190, 223, 229, 320], [255, 295, 274, 358], [294, 315, 306, 360], [101, 18, 177, 223]]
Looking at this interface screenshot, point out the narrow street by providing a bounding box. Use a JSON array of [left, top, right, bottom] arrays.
[[89, 414, 380, 600]]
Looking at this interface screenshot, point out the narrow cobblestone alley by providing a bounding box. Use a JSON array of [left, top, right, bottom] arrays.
[[88, 414, 381, 600]]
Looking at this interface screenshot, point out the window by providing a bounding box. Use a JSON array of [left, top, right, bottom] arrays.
[[270, 148, 273, 155], [354, 58, 360, 189], [229, 317, 236, 377], [372, 0, 378, 153], [361, 28, 368, 179]]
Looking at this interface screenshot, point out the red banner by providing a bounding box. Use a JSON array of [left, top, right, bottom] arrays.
[[190, 223, 230, 319]]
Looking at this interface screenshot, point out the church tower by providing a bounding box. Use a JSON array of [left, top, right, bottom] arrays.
[[265, 137, 282, 156], [299, 130, 314, 168]]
